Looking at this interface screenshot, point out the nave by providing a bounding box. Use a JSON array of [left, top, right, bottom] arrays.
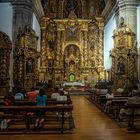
[[0, 95, 140, 140]]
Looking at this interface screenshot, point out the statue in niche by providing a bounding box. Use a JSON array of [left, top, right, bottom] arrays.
[[89, 4, 95, 17], [117, 60, 125, 73], [63, 0, 81, 18], [50, 1, 56, 13], [46, 19, 57, 49], [70, 46, 75, 54], [119, 17, 126, 27], [26, 59, 33, 74], [88, 20, 99, 50]]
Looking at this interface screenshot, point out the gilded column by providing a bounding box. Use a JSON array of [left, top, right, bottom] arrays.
[[39, 19, 47, 81], [84, 31, 88, 67], [98, 20, 104, 79]]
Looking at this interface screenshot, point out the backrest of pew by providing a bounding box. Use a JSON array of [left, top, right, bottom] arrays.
[[13, 100, 72, 106], [0, 105, 73, 113]]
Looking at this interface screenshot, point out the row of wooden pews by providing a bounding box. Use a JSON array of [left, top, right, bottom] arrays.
[[88, 89, 140, 132], [0, 96, 74, 134]]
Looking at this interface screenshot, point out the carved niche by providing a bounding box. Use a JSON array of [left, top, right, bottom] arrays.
[[63, 44, 80, 81], [44, 0, 57, 18], [46, 18, 57, 50], [0, 31, 12, 95], [88, 18, 99, 51], [63, 0, 82, 18]]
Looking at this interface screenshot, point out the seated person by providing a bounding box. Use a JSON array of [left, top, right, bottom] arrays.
[[51, 87, 60, 99], [14, 89, 24, 100], [35, 88, 47, 129], [104, 88, 114, 113], [0, 93, 14, 130], [57, 90, 68, 101], [26, 87, 38, 102], [119, 85, 140, 120], [56, 90, 68, 117], [63, 88, 69, 95], [106, 89, 114, 99]]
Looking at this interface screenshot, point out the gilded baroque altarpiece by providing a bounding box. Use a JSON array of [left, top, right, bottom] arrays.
[[110, 19, 138, 89], [39, 15, 104, 85]]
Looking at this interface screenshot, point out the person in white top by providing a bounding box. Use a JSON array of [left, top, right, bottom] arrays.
[[57, 90, 67, 101], [104, 88, 114, 112], [56, 90, 68, 118], [51, 87, 60, 99], [105, 87, 114, 98], [119, 85, 140, 121], [63, 88, 69, 95]]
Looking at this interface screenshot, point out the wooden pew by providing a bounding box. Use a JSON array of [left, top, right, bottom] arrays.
[[124, 104, 140, 131], [14, 100, 72, 106], [102, 97, 128, 117], [0, 105, 73, 133], [111, 99, 128, 119]]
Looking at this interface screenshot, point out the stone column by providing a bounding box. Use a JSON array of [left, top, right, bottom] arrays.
[[11, 0, 34, 89], [98, 20, 104, 79], [118, 0, 138, 33], [12, 0, 34, 42]]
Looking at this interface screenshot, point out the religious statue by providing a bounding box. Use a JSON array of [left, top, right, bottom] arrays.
[[117, 61, 125, 73], [26, 60, 33, 73], [70, 64, 74, 71], [119, 17, 126, 27], [50, 1, 56, 13], [46, 19, 57, 49]]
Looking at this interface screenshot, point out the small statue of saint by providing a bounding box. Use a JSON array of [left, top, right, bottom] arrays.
[[26, 60, 33, 73], [117, 61, 125, 73]]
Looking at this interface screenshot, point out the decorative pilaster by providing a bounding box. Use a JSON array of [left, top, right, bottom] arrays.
[[98, 26, 104, 80], [39, 18, 47, 81]]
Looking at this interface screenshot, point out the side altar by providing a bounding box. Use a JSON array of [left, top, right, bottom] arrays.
[[110, 18, 138, 90], [13, 25, 40, 90]]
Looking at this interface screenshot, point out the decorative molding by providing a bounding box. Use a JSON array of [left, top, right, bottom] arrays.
[[33, 0, 44, 23], [102, 0, 117, 25]]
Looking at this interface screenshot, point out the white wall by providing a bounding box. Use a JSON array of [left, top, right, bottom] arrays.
[[0, 3, 13, 40], [33, 13, 41, 52], [0, 3, 13, 91], [104, 14, 117, 69], [137, 5, 140, 48], [32, 13, 41, 69], [137, 4, 140, 81]]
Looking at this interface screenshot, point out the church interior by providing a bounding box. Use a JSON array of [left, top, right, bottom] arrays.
[[0, 0, 140, 138]]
